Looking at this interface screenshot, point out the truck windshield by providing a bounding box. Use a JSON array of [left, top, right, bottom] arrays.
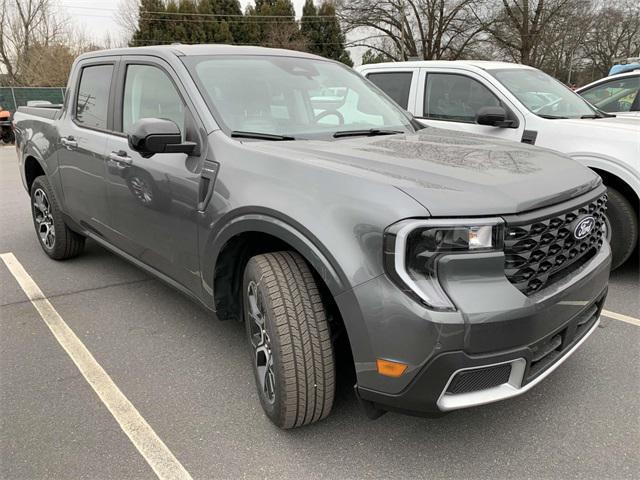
[[183, 55, 415, 139], [488, 68, 597, 119]]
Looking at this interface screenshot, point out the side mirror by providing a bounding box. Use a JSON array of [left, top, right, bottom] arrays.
[[475, 106, 514, 127], [128, 118, 196, 157]]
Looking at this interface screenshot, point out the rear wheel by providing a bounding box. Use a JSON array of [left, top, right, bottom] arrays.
[[604, 186, 638, 270], [30, 176, 85, 260], [243, 251, 335, 429]]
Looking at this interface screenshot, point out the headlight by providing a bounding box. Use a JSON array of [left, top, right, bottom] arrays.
[[383, 219, 504, 311]]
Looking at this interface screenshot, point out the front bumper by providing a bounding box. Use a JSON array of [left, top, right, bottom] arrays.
[[338, 241, 610, 416]]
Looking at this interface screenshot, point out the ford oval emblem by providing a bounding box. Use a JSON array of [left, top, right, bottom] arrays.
[[573, 215, 595, 240]]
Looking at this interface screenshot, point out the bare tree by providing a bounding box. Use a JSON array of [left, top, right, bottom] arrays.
[[535, 0, 595, 82], [476, 0, 576, 66], [115, 0, 140, 40], [583, 0, 640, 77], [339, 0, 484, 61], [0, 0, 67, 85], [265, 22, 308, 52]]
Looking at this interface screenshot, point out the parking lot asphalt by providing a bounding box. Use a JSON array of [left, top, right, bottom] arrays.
[[1, 145, 639, 480]]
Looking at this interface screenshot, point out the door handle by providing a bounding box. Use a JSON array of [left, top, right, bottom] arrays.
[[60, 136, 77, 149], [108, 150, 133, 166]]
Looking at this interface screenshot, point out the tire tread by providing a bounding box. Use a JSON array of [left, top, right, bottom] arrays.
[[247, 251, 335, 428]]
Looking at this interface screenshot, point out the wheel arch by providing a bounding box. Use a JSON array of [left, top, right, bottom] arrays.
[[590, 167, 639, 215], [207, 212, 357, 376], [206, 211, 350, 322], [24, 154, 46, 191], [571, 154, 640, 207]]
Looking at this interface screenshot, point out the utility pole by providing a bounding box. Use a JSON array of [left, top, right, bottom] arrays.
[[399, 0, 406, 61]]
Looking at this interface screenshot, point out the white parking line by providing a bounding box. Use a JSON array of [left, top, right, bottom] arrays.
[[601, 309, 640, 327], [0, 253, 193, 480]]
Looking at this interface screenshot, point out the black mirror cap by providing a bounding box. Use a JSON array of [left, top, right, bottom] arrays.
[[127, 118, 196, 157], [475, 106, 508, 126]]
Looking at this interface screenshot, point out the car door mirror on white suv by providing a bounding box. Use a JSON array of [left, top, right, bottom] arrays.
[[127, 118, 196, 158], [475, 106, 515, 128]]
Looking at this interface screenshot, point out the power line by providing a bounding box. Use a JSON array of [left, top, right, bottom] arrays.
[[59, 4, 338, 18], [59, 11, 341, 24], [136, 16, 340, 24], [63, 13, 339, 25]]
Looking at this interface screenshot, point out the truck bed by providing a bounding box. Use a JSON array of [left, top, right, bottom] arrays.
[[16, 105, 62, 120]]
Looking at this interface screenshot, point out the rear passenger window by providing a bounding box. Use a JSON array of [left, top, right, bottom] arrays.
[[424, 73, 501, 123], [367, 72, 413, 110], [75, 64, 113, 130]]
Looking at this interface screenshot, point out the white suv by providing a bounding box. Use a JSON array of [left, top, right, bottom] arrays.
[[577, 71, 639, 117], [357, 60, 639, 269]]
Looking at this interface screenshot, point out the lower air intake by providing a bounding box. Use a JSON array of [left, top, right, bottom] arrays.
[[446, 364, 512, 394]]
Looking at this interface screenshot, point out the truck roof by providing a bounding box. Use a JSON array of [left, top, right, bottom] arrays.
[[77, 43, 323, 62], [357, 60, 535, 71]]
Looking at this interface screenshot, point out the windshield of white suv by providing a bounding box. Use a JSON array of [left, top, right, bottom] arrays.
[[183, 55, 416, 139], [488, 68, 597, 119]]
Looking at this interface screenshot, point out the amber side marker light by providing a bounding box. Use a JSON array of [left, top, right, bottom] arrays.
[[376, 359, 408, 378]]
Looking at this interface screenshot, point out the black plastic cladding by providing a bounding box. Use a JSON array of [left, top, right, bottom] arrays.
[[504, 193, 608, 295]]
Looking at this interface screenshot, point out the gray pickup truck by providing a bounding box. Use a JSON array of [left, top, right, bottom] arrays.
[[14, 45, 610, 429]]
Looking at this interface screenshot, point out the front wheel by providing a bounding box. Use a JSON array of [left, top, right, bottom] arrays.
[[604, 186, 638, 270], [30, 175, 85, 260], [243, 251, 335, 429]]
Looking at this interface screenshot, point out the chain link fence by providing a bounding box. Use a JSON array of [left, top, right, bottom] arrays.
[[0, 87, 66, 113]]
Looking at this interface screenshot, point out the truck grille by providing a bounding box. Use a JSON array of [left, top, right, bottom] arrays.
[[504, 193, 607, 295]]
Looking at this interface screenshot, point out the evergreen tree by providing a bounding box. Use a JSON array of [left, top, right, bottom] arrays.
[[177, 0, 200, 44], [131, 0, 171, 47], [246, 0, 304, 50], [300, 1, 352, 66], [166, 0, 182, 44], [300, 0, 319, 46], [361, 49, 391, 65], [197, 0, 244, 44]]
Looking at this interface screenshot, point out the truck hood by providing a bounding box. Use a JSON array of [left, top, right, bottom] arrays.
[[246, 127, 601, 216]]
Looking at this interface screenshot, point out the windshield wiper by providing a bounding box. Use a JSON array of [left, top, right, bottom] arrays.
[[231, 131, 295, 141], [581, 112, 616, 119], [537, 114, 569, 119], [333, 128, 404, 138]]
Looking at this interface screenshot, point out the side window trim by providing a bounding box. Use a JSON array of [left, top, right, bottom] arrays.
[[71, 60, 118, 134]]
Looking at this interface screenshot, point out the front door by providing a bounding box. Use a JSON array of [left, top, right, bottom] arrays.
[[57, 61, 117, 236], [416, 69, 526, 142], [105, 59, 203, 292]]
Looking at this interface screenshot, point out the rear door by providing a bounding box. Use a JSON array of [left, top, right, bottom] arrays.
[[57, 58, 118, 235], [416, 68, 525, 142], [104, 56, 204, 293], [362, 68, 419, 112]]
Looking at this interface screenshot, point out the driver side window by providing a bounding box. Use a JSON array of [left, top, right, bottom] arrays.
[[424, 73, 501, 123], [122, 64, 185, 134]]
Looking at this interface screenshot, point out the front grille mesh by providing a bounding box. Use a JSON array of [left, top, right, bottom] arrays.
[[446, 364, 512, 394], [504, 194, 607, 295]]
